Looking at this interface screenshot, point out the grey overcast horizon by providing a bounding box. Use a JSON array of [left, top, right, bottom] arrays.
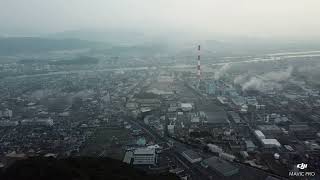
[[0, 0, 319, 40]]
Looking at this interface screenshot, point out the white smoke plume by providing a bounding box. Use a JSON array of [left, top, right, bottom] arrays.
[[214, 63, 231, 80], [72, 90, 94, 99], [233, 74, 249, 85], [261, 66, 293, 82], [240, 66, 293, 92], [242, 77, 282, 92], [30, 89, 58, 100], [297, 63, 320, 73]]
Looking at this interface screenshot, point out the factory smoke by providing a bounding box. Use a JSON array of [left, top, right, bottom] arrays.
[[72, 90, 94, 100], [242, 77, 283, 92], [262, 66, 293, 82], [214, 63, 231, 80], [297, 63, 320, 73], [235, 66, 293, 92], [233, 74, 248, 85], [30, 89, 59, 100]]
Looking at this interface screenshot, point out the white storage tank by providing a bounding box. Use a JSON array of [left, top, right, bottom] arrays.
[[219, 152, 236, 162], [207, 144, 223, 153]]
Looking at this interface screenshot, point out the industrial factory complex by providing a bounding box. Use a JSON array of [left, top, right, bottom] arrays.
[[0, 44, 320, 180]]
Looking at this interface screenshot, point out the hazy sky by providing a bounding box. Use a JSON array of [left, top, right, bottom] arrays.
[[1, 0, 320, 39]]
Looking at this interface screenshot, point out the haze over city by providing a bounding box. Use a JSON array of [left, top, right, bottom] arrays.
[[0, 1, 320, 180], [1, 0, 320, 40]]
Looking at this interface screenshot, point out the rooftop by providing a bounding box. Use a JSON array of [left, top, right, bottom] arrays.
[[180, 103, 193, 108], [182, 150, 201, 160], [245, 140, 256, 148], [261, 139, 281, 147], [254, 130, 265, 139], [203, 157, 239, 176], [134, 148, 155, 155], [228, 111, 241, 123], [205, 111, 228, 124], [123, 151, 133, 164], [258, 125, 281, 132]]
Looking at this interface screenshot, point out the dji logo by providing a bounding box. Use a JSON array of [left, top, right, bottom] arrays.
[[289, 163, 315, 176], [297, 163, 308, 170]]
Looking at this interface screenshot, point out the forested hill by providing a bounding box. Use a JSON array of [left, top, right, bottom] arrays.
[[0, 157, 179, 180]]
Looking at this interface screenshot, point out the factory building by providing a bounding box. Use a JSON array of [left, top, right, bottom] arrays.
[[245, 140, 257, 152], [246, 97, 258, 106], [167, 124, 175, 135], [217, 96, 228, 105], [227, 111, 242, 124], [207, 82, 217, 95], [261, 139, 281, 148], [219, 152, 236, 162], [0, 109, 13, 118], [180, 103, 193, 112], [289, 124, 310, 132], [203, 111, 229, 127], [132, 148, 156, 165], [0, 120, 19, 127], [257, 125, 282, 136], [190, 113, 200, 123], [181, 150, 202, 164], [207, 144, 223, 154], [123, 151, 133, 164], [254, 130, 265, 140], [201, 157, 239, 177], [136, 98, 161, 108], [254, 130, 281, 148], [21, 118, 53, 126], [126, 102, 138, 110], [231, 96, 246, 106]]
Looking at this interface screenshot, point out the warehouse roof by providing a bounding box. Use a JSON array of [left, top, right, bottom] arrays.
[[182, 150, 201, 160], [203, 157, 239, 177], [134, 148, 155, 155]]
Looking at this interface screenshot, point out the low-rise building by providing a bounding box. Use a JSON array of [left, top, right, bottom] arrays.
[[201, 157, 239, 177], [180, 103, 193, 112], [181, 150, 202, 164], [258, 125, 282, 136], [0, 120, 19, 127], [219, 152, 236, 162], [245, 140, 256, 152], [207, 144, 223, 153], [167, 124, 175, 135], [261, 139, 281, 148], [254, 130, 265, 140], [21, 118, 53, 126], [132, 148, 156, 165], [228, 111, 242, 124]]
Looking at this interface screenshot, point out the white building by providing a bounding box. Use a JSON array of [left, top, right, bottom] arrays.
[[254, 130, 265, 140], [180, 103, 193, 111], [191, 116, 200, 123], [123, 151, 133, 164], [2, 109, 13, 118], [207, 144, 223, 154], [133, 148, 156, 165], [0, 120, 19, 127], [245, 140, 256, 152], [261, 139, 281, 148], [182, 150, 202, 164], [167, 124, 175, 135], [21, 118, 53, 126], [219, 152, 236, 162]]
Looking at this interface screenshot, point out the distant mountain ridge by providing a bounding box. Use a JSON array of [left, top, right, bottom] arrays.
[[49, 29, 147, 45], [0, 37, 106, 55]]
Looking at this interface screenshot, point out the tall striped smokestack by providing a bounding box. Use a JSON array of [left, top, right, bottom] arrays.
[[197, 45, 201, 83]]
